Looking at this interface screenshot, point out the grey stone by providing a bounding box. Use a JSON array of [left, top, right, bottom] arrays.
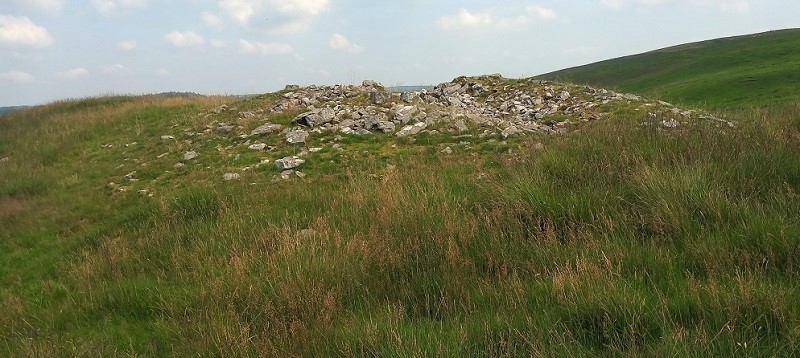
[[501, 125, 520, 139], [223, 173, 240, 180], [369, 90, 391, 105], [284, 84, 300, 90], [248, 143, 267, 150], [286, 130, 309, 144], [393, 105, 417, 124], [661, 119, 679, 128], [275, 156, 305, 170], [250, 123, 283, 136], [294, 108, 335, 127], [184, 151, 198, 161], [374, 121, 395, 133], [452, 119, 469, 132], [396, 122, 427, 137]]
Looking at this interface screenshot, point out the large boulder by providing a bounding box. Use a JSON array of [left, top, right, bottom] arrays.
[[396, 122, 427, 137], [286, 130, 309, 144], [250, 123, 283, 136], [293, 108, 335, 127], [275, 156, 305, 170]]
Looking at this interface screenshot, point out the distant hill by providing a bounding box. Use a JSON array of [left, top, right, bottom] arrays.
[[0, 106, 31, 117], [539, 29, 800, 108]]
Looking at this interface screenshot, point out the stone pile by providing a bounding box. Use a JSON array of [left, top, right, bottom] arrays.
[[261, 74, 696, 140]]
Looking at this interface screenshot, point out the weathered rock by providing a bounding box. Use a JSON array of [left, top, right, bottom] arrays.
[[184, 151, 198, 161], [393, 105, 417, 124], [284, 84, 300, 91], [369, 90, 391, 105], [451, 119, 469, 132], [211, 104, 228, 114], [294, 108, 335, 127], [275, 156, 305, 170], [396, 122, 427, 137], [501, 125, 520, 139], [248, 143, 267, 150], [661, 119, 679, 128], [286, 130, 309, 144], [0, 157, 8, 164], [223, 173, 240, 180], [216, 124, 234, 133], [374, 120, 395, 133], [250, 123, 283, 136]]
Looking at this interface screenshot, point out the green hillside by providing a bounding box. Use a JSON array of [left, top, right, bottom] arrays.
[[1, 75, 799, 356], [540, 29, 800, 108]]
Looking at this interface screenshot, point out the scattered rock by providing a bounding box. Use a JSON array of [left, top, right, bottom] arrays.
[[501, 125, 520, 139], [396, 122, 427, 137], [248, 143, 267, 150], [286, 130, 309, 144], [441, 146, 453, 154], [661, 119, 680, 128], [184, 151, 198, 161], [211, 104, 228, 114], [250, 123, 283, 136], [275, 156, 305, 170], [161, 135, 175, 140], [284, 84, 300, 91], [123, 171, 137, 181], [223, 173, 241, 180], [294, 108, 335, 127], [174, 162, 185, 168], [0, 157, 8, 164]]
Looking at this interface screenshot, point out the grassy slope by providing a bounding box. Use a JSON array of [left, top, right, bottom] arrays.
[[539, 29, 800, 108], [1, 83, 800, 356]]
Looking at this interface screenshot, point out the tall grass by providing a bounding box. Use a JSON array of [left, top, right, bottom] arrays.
[[1, 93, 799, 356]]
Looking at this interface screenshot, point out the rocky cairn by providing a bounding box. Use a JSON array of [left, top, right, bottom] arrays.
[[117, 74, 726, 190]]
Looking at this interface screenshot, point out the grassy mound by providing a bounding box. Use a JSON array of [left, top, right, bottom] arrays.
[[1, 83, 799, 355]]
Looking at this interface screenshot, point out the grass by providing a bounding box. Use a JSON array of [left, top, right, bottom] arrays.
[[539, 28, 800, 109], [1, 82, 799, 356]]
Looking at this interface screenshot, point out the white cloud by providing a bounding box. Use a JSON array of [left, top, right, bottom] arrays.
[[219, 0, 330, 33], [0, 15, 54, 48], [164, 31, 205, 47], [102, 64, 126, 73], [269, 0, 329, 17], [202, 12, 224, 30], [117, 40, 137, 51], [601, 0, 624, 9], [92, 0, 147, 15], [59, 68, 90, 79], [527, 5, 557, 20], [210, 39, 226, 48], [720, 1, 749, 12], [11, 0, 65, 15], [239, 39, 293, 55], [437, 8, 536, 31], [328, 33, 363, 54], [219, 0, 257, 24], [0, 70, 34, 83], [438, 9, 493, 31], [563, 46, 595, 55], [157, 68, 169, 76]]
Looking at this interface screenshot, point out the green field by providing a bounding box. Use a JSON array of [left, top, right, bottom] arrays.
[[540, 29, 800, 108], [2, 36, 800, 355]]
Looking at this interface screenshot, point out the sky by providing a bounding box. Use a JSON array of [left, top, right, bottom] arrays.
[[0, 0, 798, 106]]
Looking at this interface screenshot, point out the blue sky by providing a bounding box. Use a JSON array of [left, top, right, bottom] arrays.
[[1, 0, 798, 106]]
